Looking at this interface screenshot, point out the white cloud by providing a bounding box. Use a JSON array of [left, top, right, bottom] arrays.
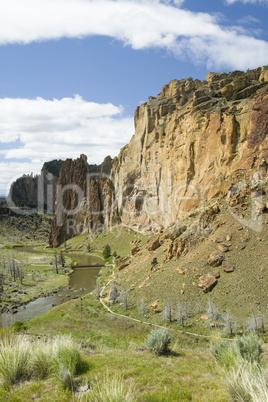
[[226, 0, 268, 4], [0, 0, 267, 70], [0, 96, 134, 194]]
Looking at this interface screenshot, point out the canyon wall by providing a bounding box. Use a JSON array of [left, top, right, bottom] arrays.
[[49, 66, 268, 246], [7, 159, 63, 211]]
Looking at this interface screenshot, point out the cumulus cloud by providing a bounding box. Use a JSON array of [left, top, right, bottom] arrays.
[[0, 96, 133, 194], [0, 0, 267, 70]]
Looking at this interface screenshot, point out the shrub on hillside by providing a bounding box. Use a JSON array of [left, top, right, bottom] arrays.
[[211, 334, 263, 369], [103, 244, 111, 259], [145, 329, 172, 355], [235, 334, 262, 364]]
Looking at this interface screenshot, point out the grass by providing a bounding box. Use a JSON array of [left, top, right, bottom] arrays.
[[89, 372, 134, 401], [0, 264, 69, 309], [0, 331, 88, 391], [211, 334, 267, 401], [13, 293, 227, 401]]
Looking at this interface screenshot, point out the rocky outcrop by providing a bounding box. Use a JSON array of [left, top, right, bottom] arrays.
[[7, 160, 63, 211], [49, 66, 268, 246], [111, 66, 268, 232], [198, 273, 217, 293], [49, 155, 119, 247]]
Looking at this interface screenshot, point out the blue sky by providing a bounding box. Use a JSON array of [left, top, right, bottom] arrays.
[[0, 0, 268, 194]]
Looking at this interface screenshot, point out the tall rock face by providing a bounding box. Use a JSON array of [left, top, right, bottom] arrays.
[[49, 155, 119, 247], [49, 66, 268, 246], [112, 67, 268, 231], [7, 160, 63, 211]]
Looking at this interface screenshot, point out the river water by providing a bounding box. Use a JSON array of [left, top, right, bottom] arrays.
[[0, 249, 104, 328]]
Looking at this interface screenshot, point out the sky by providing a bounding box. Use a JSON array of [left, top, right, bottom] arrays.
[[0, 0, 268, 195]]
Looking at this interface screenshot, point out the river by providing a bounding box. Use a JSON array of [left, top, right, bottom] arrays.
[[0, 248, 104, 328]]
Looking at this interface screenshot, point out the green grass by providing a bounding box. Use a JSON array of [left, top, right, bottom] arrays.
[[14, 294, 227, 401], [61, 226, 148, 258], [0, 331, 88, 393]]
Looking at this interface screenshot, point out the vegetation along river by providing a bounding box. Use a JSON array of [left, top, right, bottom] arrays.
[[0, 248, 104, 328]]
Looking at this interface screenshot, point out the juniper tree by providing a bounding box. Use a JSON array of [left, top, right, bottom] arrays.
[[59, 250, 66, 267], [103, 244, 111, 259]]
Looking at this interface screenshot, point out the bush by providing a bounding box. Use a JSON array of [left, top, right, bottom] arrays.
[[145, 329, 172, 355], [103, 244, 111, 259], [210, 340, 240, 370], [235, 334, 263, 364], [211, 334, 263, 369]]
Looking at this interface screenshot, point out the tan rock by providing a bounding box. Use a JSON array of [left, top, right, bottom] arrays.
[[198, 273, 217, 293], [147, 238, 161, 251], [259, 69, 268, 84], [207, 252, 224, 267], [131, 246, 140, 256], [217, 244, 229, 253], [222, 263, 234, 273], [177, 266, 188, 275], [150, 301, 158, 309]]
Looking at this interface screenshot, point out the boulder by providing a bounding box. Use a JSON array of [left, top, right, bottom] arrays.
[[198, 273, 217, 293], [177, 266, 188, 275], [222, 263, 234, 273], [217, 244, 229, 253], [207, 252, 224, 267], [147, 238, 161, 251], [131, 246, 140, 256]]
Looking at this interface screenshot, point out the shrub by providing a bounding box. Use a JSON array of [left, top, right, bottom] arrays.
[[103, 244, 111, 259], [51, 337, 89, 390], [211, 334, 263, 370], [145, 329, 172, 355], [210, 340, 240, 370], [235, 334, 262, 364]]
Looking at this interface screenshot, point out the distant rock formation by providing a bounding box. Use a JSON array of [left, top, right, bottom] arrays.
[[49, 155, 120, 247], [7, 159, 63, 211]]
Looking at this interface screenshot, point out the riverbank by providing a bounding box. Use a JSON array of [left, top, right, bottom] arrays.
[[0, 240, 104, 320]]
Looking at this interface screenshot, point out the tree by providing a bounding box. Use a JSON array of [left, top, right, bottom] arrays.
[[222, 310, 236, 336], [54, 251, 59, 274], [120, 289, 129, 310], [109, 283, 118, 304], [59, 250, 66, 267], [162, 297, 173, 322], [177, 300, 186, 327], [138, 298, 146, 316], [246, 309, 259, 333], [103, 244, 111, 259], [207, 298, 219, 328]]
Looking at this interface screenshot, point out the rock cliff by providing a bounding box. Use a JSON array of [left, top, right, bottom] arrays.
[[49, 155, 120, 247], [49, 66, 268, 246], [7, 159, 63, 211]]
